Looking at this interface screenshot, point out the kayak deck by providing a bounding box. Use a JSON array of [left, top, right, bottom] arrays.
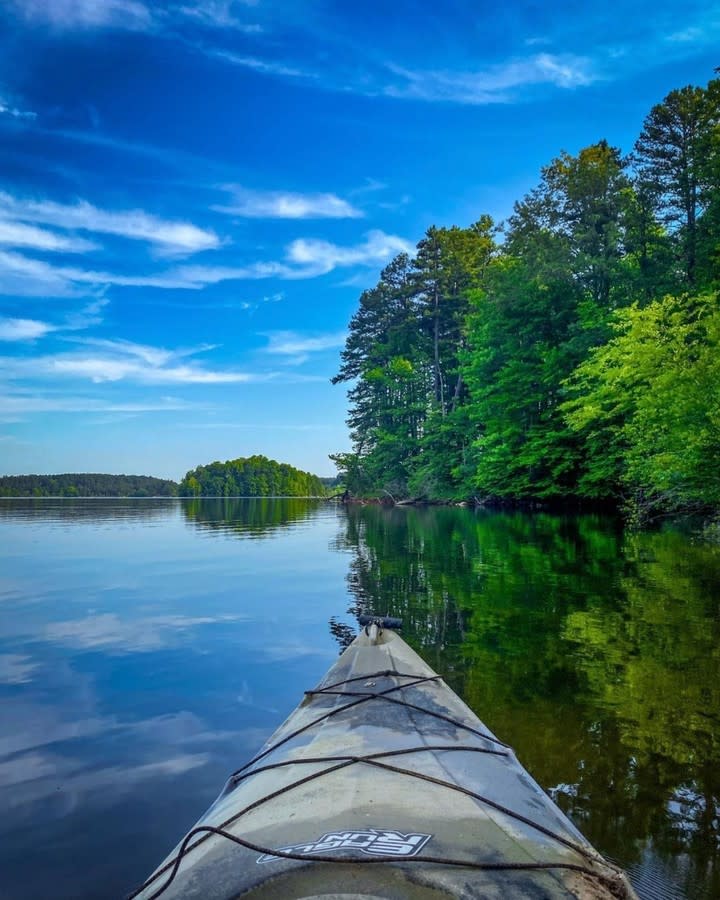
[[131, 626, 636, 899]]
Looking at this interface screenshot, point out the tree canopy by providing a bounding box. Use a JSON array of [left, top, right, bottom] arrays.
[[332, 70, 720, 519], [178, 455, 327, 497], [0, 473, 178, 497]]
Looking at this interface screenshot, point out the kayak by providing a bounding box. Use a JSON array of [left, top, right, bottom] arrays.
[[130, 617, 637, 899]]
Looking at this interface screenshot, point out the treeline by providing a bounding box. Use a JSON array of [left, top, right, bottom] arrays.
[[179, 455, 327, 497], [332, 72, 720, 519], [0, 474, 178, 497]]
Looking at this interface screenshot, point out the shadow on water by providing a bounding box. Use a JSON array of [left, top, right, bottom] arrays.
[[330, 504, 720, 900]]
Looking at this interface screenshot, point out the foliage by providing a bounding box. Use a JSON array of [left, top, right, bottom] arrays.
[[178, 455, 327, 497], [563, 293, 720, 514], [0, 473, 178, 497], [332, 70, 720, 516]]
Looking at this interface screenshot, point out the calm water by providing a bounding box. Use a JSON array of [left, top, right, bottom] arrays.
[[1, 499, 718, 900]]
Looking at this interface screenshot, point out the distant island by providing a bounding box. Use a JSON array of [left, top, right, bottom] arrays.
[[0, 456, 332, 498], [179, 455, 327, 497], [0, 474, 178, 497]]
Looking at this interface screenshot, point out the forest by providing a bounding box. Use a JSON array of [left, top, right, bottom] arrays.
[[332, 71, 720, 520], [0, 474, 178, 497], [178, 455, 327, 497], [0, 457, 328, 498]]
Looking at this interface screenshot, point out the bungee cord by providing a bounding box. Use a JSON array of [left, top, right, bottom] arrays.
[[127, 666, 627, 900]]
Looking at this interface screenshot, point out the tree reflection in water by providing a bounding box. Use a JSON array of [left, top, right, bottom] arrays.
[[330, 504, 720, 900]]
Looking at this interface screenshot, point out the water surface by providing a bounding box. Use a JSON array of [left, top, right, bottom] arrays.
[[1, 499, 718, 899]]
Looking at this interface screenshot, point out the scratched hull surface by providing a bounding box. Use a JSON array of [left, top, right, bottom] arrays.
[[133, 629, 637, 899]]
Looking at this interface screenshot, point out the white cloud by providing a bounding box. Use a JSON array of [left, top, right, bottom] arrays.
[[0, 249, 86, 297], [0, 300, 106, 343], [14, 0, 153, 30], [178, 1, 262, 33], [27, 356, 253, 385], [68, 336, 217, 365], [12, 0, 262, 34], [170, 260, 294, 286], [382, 53, 596, 104], [214, 185, 363, 219], [0, 99, 37, 120], [183, 421, 334, 430], [0, 229, 412, 298], [0, 250, 196, 296], [0, 655, 39, 685], [208, 50, 312, 79], [174, 230, 411, 285], [263, 331, 346, 356], [0, 338, 262, 385], [285, 229, 414, 274], [0, 317, 56, 342], [666, 19, 720, 45], [0, 220, 97, 253], [0, 392, 194, 415], [0, 193, 220, 256], [62, 298, 109, 331]]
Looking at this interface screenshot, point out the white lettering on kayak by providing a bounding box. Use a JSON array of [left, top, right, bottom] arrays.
[[256, 828, 432, 863]]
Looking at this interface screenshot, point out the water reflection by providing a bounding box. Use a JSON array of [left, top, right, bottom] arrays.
[[0, 496, 178, 522], [1, 500, 718, 899], [181, 496, 326, 537], [333, 505, 720, 900], [0, 499, 345, 900]]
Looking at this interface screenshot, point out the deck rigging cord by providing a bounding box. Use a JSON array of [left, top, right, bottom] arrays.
[[127, 667, 626, 900]]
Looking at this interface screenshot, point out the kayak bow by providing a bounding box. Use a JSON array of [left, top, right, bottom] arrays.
[[131, 618, 637, 899]]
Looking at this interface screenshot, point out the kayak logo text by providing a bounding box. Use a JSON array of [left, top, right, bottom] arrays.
[[256, 828, 432, 863]]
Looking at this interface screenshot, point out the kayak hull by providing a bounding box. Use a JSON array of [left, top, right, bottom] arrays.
[[132, 628, 636, 899]]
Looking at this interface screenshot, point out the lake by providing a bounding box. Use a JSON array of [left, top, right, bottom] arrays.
[[1, 498, 718, 899]]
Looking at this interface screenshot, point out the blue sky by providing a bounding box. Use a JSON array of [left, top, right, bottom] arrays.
[[0, 0, 718, 480]]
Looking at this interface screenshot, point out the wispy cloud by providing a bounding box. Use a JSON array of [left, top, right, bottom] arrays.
[[66, 336, 218, 366], [0, 250, 89, 297], [0, 317, 56, 342], [0, 229, 412, 298], [0, 655, 39, 685], [179, 2, 262, 34], [0, 339, 261, 385], [0, 219, 97, 253], [381, 53, 596, 105], [665, 12, 720, 46], [13, 0, 262, 34], [0, 193, 220, 256], [263, 331, 347, 356], [13, 0, 153, 30], [0, 391, 195, 416], [207, 50, 313, 79], [182, 421, 334, 430], [62, 298, 109, 331], [214, 186, 363, 219], [0, 249, 207, 297], [163, 230, 413, 286], [285, 230, 413, 275], [0, 97, 37, 120]]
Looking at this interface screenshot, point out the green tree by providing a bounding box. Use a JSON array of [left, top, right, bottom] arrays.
[[634, 84, 719, 287], [179, 456, 326, 497], [461, 259, 583, 498], [563, 293, 720, 513]]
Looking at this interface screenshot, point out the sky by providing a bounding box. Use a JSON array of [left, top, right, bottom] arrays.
[[0, 1, 718, 480]]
